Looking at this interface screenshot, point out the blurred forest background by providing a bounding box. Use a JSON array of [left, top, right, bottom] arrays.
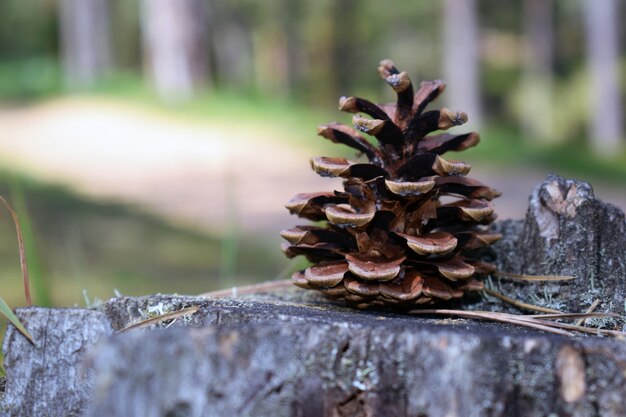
[[0, 0, 624, 318]]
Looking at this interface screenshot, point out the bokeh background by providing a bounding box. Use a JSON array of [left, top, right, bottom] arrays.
[[0, 0, 624, 317]]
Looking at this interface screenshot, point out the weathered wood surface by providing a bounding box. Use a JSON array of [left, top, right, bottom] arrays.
[[3, 295, 626, 417], [90, 298, 626, 417], [0, 308, 112, 417], [1, 174, 625, 417], [485, 174, 626, 319]]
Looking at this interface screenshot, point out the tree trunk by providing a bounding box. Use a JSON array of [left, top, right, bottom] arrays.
[[520, 0, 554, 142], [209, 1, 254, 90], [59, 0, 112, 89], [442, 0, 482, 128], [139, 0, 210, 102], [581, 0, 624, 156], [301, 0, 339, 106]]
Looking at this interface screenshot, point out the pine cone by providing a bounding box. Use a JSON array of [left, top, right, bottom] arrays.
[[281, 60, 501, 309]]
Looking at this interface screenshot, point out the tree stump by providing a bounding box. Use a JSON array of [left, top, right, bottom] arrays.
[[1, 174, 625, 417], [1, 308, 112, 417], [486, 174, 626, 319]]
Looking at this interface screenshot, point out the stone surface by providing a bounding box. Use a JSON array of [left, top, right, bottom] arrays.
[[2, 174, 626, 416]]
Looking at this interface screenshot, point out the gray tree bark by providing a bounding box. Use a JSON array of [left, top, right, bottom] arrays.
[[488, 174, 626, 317], [59, 0, 112, 89], [442, 0, 482, 128], [139, 0, 210, 102], [582, 0, 624, 156], [520, 0, 554, 142]]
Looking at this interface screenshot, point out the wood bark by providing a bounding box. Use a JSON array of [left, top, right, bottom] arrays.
[[2, 175, 625, 416], [581, 0, 624, 155], [442, 0, 482, 128], [0, 308, 112, 417]]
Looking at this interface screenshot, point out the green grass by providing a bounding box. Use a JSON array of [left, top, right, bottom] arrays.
[[0, 171, 286, 305]]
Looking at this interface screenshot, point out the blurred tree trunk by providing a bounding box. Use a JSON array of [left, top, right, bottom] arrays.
[[332, 0, 358, 95], [521, 0, 554, 142], [301, 0, 338, 106], [282, 0, 303, 93], [582, 0, 624, 156], [442, 0, 482, 128], [139, 0, 210, 102], [59, 0, 112, 89], [251, 19, 290, 97], [209, 1, 254, 90]]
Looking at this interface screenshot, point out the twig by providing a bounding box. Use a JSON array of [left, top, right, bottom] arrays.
[[200, 279, 292, 298], [483, 287, 562, 314], [117, 306, 199, 333]]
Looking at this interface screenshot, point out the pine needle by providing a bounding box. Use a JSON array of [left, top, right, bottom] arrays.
[[512, 315, 625, 337], [574, 299, 601, 327], [117, 306, 200, 333], [200, 279, 293, 298], [408, 309, 626, 337], [483, 287, 562, 314], [407, 309, 574, 336], [495, 271, 575, 282], [0, 196, 31, 306], [528, 311, 618, 320]]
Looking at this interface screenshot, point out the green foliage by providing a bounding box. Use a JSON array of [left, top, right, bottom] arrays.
[[0, 0, 58, 60], [464, 125, 626, 184], [0, 57, 61, 100]]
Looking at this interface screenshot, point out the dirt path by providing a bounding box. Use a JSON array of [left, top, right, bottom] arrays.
[[0, 98, 624, 236]]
